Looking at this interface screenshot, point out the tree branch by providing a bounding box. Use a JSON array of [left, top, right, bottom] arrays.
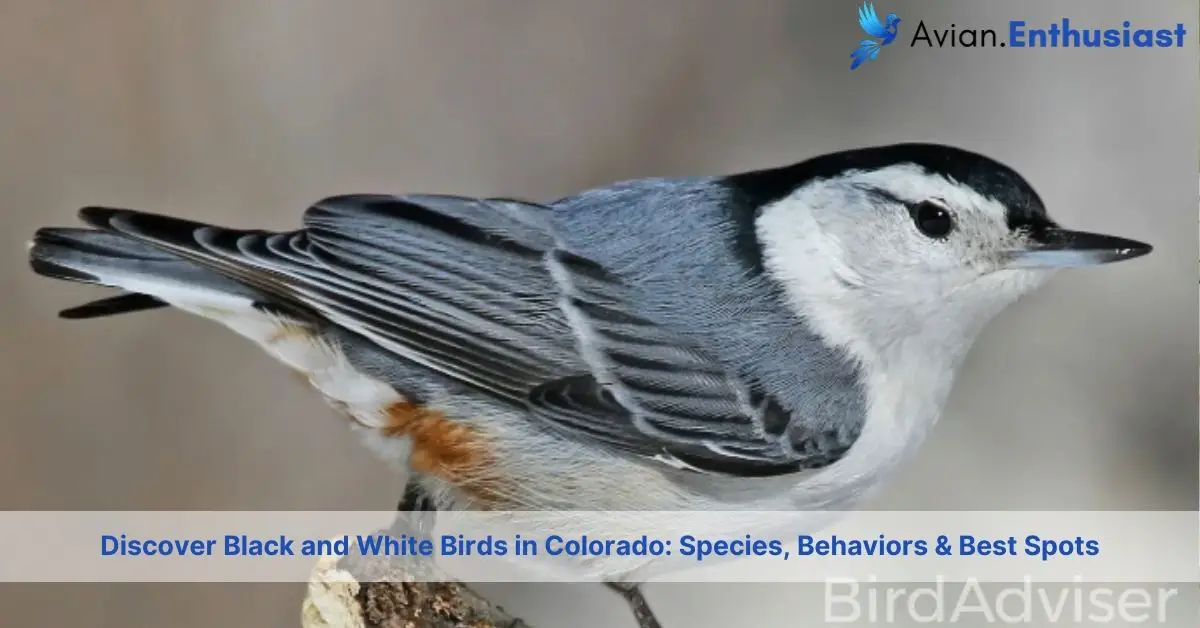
[[301, 512, 533, 628]]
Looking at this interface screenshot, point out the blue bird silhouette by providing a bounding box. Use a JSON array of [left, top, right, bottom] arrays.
[[850, 2, 901, 70]]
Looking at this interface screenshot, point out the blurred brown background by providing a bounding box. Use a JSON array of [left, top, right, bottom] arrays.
[[1, 1, 1196, 626]]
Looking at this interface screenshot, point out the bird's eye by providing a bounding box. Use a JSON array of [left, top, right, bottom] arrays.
[[911, 201, 954, 239]]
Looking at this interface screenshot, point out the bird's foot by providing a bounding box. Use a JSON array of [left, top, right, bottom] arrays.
[[605, 581, 663, 628], [393, 482, 437, 538]]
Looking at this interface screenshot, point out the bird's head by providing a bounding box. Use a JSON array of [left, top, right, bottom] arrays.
[[885, 13, 901, 28], [728, 143, 1151, 360]]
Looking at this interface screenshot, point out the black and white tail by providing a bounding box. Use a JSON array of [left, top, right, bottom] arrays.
[[27, 206, 404, 417], [28, 208, 297, 321], [29, 196, 572, 407]]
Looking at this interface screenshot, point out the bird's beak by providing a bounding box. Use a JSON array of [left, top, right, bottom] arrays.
[[1005, 228, 1153, 269]]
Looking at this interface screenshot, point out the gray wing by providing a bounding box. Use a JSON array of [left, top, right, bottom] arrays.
[[78, 195, 844, 477], [532, 249, 846, 476]]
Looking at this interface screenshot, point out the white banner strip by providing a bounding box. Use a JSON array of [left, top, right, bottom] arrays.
[[0, 510, 1194, 583]]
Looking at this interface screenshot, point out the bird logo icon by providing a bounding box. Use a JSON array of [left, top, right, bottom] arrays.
[[850, 2, 902, 70]]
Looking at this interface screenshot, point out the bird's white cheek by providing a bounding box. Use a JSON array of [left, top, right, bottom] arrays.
[[756, 198, 864, 299]]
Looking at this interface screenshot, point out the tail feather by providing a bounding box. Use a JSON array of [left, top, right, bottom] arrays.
[[30, 207, 372, 387], [58, 293, 168, 319], [28, 215, 274, 320], [850, 39, 881, 70], [73, 206, 290, 301]]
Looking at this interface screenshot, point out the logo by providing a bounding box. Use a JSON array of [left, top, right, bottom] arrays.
[[850, 2, 902, 70], [844, 7, 1187, 68]]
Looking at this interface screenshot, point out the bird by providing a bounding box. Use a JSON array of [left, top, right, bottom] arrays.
[[27, 143, 1151, 628], [851, 2, 902, 70]]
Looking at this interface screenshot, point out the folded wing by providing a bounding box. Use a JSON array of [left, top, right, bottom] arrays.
[[77, 194, 847, 477]]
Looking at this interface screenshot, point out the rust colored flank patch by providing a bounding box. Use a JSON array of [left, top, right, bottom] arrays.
[[380, 400, 501, 504]]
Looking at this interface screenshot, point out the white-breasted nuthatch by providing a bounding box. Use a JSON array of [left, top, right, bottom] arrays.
[[28, 143, 1151, 628]]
